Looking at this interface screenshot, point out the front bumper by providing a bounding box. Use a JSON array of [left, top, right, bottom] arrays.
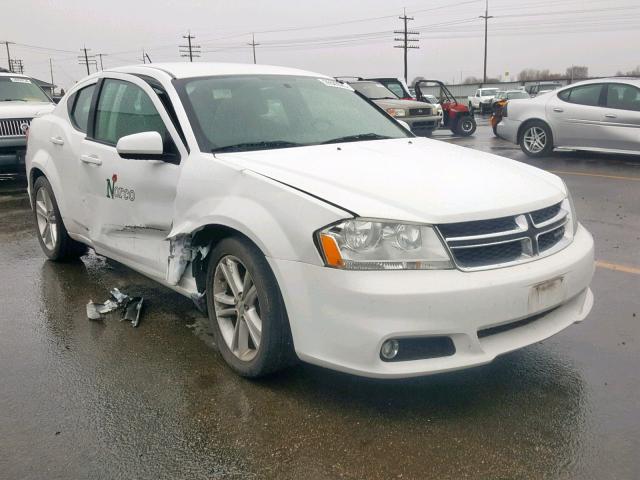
[[269, 225, 594, 378], [405, 115, 440, 135], [0, 137, 27, 173], [496, 117, 521, 144]]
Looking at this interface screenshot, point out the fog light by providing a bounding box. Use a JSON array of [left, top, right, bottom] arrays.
[[380, 339, 400, 360]]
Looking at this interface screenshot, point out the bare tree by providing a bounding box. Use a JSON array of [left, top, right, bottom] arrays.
[[616, 66, 640, 76]]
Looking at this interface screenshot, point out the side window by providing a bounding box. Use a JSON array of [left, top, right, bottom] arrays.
[[94, 79, 174, 153], [386, 83, 404, 98], [70, 84, 95, 132], [559, 84, 603, 106], [606, 83, 640, 111]]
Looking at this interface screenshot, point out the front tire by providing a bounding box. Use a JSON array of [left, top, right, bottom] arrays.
[[519, 120, 553, 157], [33, 176, 87, 261], [206, 236, 296, 378]]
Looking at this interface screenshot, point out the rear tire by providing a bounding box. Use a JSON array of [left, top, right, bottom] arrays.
[[205, 236, 296, 378], [519, 120, 554, 158], [32, 176, 87, 261]]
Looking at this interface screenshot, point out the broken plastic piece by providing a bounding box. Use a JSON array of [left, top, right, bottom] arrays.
[[190, 292, 207, 313], [86, 301, 102, 320], [167, 235, 192, 285], [122, 297, 144, 327], [110, 288, 130, 304]]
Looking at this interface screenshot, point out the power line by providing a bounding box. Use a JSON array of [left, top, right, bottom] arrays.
[[179, 31, 201, 62], [248, 33, 260, 64], [479, 0, 493, 83], [394, 9, 419, 83]]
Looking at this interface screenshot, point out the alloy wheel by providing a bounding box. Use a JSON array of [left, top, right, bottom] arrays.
[[523, 126, 547, 153], [35, 187, 58, 251], [461, 119, 474, 133], [213, 255, 262, 362]]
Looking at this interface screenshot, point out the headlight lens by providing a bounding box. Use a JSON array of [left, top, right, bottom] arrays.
[[563, 182, 578, 236], [316, 218, 453, 270], [386, 108, 406, 117]]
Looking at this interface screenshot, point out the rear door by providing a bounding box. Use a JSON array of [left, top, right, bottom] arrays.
[[48, 80, 97, 237], [546, 83, 606, 148], [600, 82, 640, 152], [79, 74, 186, 275]]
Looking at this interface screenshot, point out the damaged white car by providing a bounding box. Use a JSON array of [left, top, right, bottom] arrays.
[[26, 63, 595, 378]]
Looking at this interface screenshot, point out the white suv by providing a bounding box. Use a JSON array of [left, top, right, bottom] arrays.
[[0, 72, 55, 173], [26, 63, 594, 378]]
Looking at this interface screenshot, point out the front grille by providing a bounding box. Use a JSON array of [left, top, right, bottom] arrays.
[[409, 107, 433, 116], [531, 203, 562, 225], [0, 118, 31, 137], [412, 120, 437, 128], [477, 306, 560, 339], [436, 201, 570, 271]]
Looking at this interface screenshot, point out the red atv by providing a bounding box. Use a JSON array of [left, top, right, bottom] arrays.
[[414, 80, 477, 136]]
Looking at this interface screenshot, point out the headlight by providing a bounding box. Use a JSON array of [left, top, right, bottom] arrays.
[[386, 108, 406, 117], [316, 218, 453, 270], [563, 181, 579, 236]]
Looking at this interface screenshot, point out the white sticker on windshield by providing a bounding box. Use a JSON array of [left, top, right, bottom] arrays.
[[318, 78, 354, 91], [10, 77, 32, 84]]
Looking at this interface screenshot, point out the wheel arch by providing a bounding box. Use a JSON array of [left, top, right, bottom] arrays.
[[517, 117, 553, 144]]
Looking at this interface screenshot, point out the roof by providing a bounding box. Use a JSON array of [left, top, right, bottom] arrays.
[[108, 62, 329, 80]]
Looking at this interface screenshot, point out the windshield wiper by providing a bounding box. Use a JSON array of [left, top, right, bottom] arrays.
[[1, 99, 27, 102], [212, 140, 302, 153], [322, 133, 392, 144]]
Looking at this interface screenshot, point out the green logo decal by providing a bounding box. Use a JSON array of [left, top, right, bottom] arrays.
[[105, 173, 135, 202]]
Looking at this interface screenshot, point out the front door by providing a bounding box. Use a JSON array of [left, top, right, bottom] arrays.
[[547, 83, 606, 149], [79, 74, 186, 277]]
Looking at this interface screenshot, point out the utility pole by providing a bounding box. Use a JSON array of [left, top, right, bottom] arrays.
[[96, 53, 107, 70], [10, 59, 24, 74], [78, 47, 96, 75], [179, 31, 201, 62], [248, 33, 260, 64], [49, 58, 55, 97], [479, 0, 493, 84], [394, 9, 419, 83], [1, 41, 14, 72]]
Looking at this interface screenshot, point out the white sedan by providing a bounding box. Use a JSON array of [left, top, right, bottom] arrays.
[[26, 63, 594, 378]]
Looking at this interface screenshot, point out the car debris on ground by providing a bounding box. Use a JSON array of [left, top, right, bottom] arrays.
[[86, 287, 144, 327]]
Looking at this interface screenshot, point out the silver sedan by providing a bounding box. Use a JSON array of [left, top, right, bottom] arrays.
[[497, 78, 640, 157]]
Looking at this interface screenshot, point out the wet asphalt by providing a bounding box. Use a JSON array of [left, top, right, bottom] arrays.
[[1, 118, 639, 480]]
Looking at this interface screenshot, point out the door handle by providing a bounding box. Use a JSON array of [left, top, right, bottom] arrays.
[[49, 136, 64, 145], [553, 108, 564, 113], [604, 113, 617, 119], [80, 154, 102, 166]]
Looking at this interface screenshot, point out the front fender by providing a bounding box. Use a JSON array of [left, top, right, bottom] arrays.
[[169, 159, 350, 265]]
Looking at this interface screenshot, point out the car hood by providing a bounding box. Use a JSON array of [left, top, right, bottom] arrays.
[[0, 101, 55, 118], [220, 138, 566, 224]]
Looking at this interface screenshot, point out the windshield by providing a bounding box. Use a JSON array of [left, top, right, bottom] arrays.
[[506, 91, 530, 99], [424, 95, 438, 104], [350, 82, 398, 100], [0, 76, 51, 102], [177, 75, 410, 153], [480, 88, 499, 96]]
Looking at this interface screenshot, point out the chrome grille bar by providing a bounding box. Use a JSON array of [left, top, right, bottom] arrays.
[[0, 118, 31, 138], [436, 201, 572, 271]]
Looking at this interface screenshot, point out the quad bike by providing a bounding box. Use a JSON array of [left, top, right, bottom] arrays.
[[414, 80, 477, 137]]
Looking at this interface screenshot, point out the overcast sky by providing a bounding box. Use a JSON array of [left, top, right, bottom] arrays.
[[4, 0, 640, 89]]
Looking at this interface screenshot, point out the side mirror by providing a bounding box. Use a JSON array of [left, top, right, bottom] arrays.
[[116, 131, 164, 159]]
